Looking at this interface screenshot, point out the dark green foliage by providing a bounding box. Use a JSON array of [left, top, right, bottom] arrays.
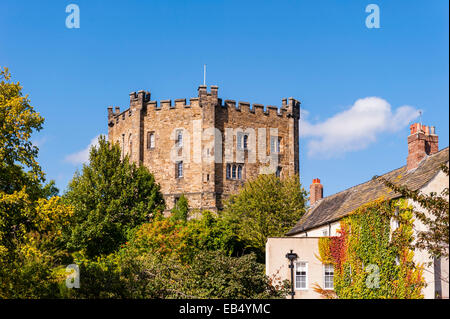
[[170, 194, 189, 222], [223, 174, 308, 257], [63, 136, 165, 258]]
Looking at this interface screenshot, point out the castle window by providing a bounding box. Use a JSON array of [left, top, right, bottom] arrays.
[[147, 132, 155, 149], [237, 165, 242, 180], [176, 161, 183, 178], [129, 134, 132, 157], [237, 132, 249, 150], [276, 166, 282, 178], [176, 130, 183, 148], [271, 136, 281, 153], [227, 163, 244, 180]]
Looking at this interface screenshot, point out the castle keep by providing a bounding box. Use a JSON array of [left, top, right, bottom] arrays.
[[107, 85, 300, 211]]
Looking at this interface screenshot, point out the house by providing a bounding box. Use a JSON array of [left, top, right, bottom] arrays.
[[266, 122, 449, 299]]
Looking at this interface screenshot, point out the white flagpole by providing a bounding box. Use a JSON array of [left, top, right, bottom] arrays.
[[203, 64, 206, 86]]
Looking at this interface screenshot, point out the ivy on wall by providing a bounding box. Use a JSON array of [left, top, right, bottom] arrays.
[[316, 198, 425, 299]]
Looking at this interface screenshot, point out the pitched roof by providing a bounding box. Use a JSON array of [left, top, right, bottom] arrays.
[[287, 147, 449, 236]]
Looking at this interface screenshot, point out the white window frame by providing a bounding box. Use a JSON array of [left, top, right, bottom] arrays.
[[295, 261, 308, 290], [323, 264, 334, 290]]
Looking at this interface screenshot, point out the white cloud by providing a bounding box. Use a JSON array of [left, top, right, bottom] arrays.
[[65, 134, 104, 165], [32, 136, 47, 148], [300, 97, 420, 158]]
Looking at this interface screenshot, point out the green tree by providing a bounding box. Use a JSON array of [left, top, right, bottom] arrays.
[[63, 136, 165, 258], [68, 249, 288, 299], [0, 67, 44, 182], [223, 174, 307, 256], [128, 211, 245, 263], [0, 67, 68, 298], [170, 194, 189, 222]]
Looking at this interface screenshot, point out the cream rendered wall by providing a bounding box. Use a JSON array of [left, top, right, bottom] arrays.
[[410, 168, 449, 299], [266, 237, 329, 299], [291, 221, 341, 238]]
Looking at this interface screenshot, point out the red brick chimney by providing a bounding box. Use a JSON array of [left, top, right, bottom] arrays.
[[407, 123, 439, 171], [310, 178, 323, 206]]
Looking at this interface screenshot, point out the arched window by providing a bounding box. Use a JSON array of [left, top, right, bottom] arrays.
[[232, 165, 236, 179], [176, 130, 183, 147], [237, 165, 242, 180], [226, 164, 231, 179]]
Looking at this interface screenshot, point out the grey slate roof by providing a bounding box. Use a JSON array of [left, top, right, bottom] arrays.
[[287, 147, 449, 236]]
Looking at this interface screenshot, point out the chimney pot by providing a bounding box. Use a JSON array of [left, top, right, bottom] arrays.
[[310, 178, 323, 206], [407, 122, 439, 170]]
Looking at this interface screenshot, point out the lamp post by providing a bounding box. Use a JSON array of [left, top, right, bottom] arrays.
[[285, 250, 298, 299]]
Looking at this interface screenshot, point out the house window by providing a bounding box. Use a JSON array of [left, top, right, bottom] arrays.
[[392, 207, 400, 231], [237, 165, 242, 180], [176, 161, 183, 178], [324, 264, 334, 289], [226, 164, 231, 179], [232, 165, 237, 179], [270, 136, 281, 153], [295, 262, 308, 290], [176, 130, 183, 147], [147, 132, 155, 149]]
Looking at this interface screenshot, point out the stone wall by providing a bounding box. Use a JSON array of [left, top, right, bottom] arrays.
[[108, 85, 300, 211]]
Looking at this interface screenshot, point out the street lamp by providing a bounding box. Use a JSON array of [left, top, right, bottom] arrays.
[[285, 250, 298, 299]]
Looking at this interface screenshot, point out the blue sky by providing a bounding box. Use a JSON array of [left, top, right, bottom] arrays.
[[1, 0, 448, 197]]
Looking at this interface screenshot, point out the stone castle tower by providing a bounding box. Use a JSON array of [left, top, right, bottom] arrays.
[[107, 85, 300, 211]]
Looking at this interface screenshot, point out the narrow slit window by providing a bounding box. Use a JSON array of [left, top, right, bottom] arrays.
[[147, 132, 155, 149], [176, 161, 183, 178]]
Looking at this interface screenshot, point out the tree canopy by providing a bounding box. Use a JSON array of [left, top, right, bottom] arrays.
[[63, 136, 165, 258], [223, 173, 308, 256]]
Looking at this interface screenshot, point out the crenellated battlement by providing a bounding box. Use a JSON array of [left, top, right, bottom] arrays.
[[108, 85, 300, 127]]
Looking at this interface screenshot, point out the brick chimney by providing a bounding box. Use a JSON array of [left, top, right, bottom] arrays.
[[310, 178, 323, 206], [407, 123, 439, 171]]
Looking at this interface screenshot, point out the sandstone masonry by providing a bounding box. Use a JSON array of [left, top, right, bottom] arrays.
[[107, 85, 300, 211]]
